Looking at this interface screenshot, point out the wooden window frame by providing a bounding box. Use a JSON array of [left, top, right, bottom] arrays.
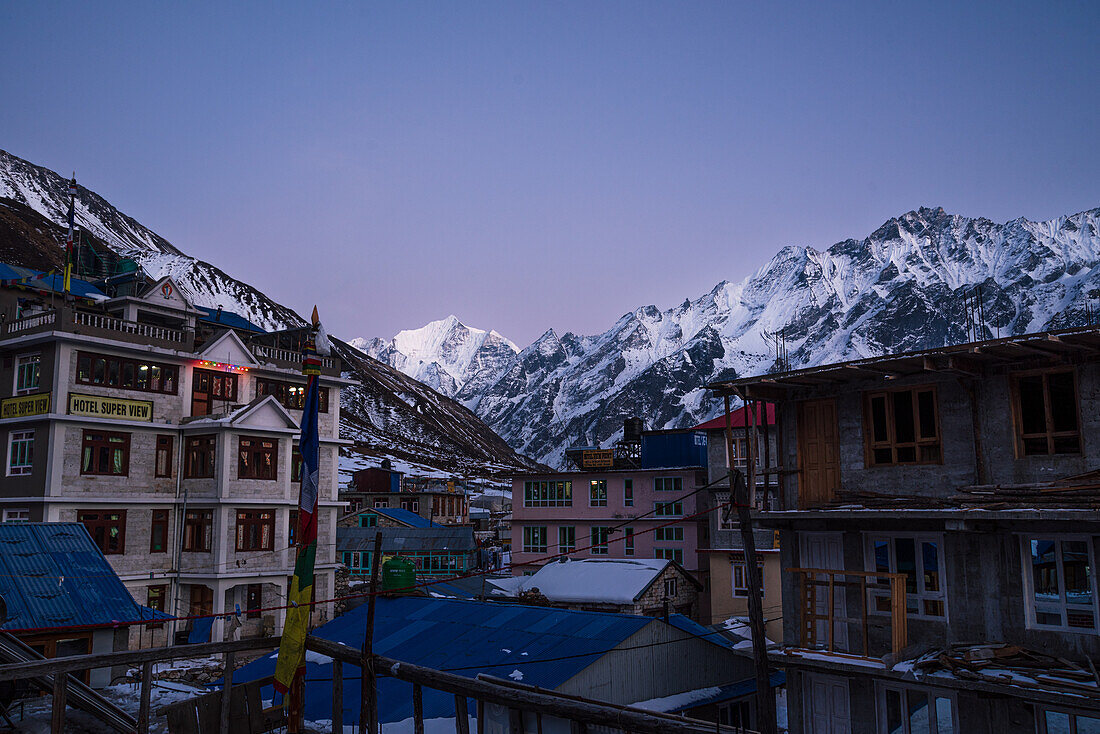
[[80, 430, 131, 476], [182, 510, 213, 552], [155, 435, 174, 478], [1010, 368, 1082, 457], [238, 436, 279, 481], [862, 385, 942, 467], [291, 447, 303, 483], [78, 510, 126, 555], [236, 510, 276, 552], [150, 509, 169, 553], [184, 435, 216, 479], [76, 351, 178, 395], [255, 378, 329, 413]]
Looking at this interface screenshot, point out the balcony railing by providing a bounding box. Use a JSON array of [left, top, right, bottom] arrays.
[[788, 567, 907, 659], [72, 310, 186, 344], [251, 343, 337, 371], [4, 310, 57, 335]]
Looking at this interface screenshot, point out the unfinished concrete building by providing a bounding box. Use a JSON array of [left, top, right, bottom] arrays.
[[710, 326, 1100, 734]]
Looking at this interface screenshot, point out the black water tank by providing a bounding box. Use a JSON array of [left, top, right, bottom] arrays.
[[623, 417, 644, 443], [380, 458, 393, 471]]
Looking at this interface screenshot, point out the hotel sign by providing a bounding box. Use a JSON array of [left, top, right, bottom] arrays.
[[582, 449, 615, 469], [68, 393, 154, 422], [1, 392, 51, 419]]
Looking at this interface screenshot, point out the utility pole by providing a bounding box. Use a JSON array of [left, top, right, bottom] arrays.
[[360, 531, 383, 734], [723, 394, 776, 734]]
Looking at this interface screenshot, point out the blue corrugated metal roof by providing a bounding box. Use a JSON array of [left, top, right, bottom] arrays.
[[369, 507, 438, 528], [196, 306, 267, 333], [229, 596, 672, 725], [0, 263, 105, 299], [668, 671, 786, 713], [0, 523, 164, 631]]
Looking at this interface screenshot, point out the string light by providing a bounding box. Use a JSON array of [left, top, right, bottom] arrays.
[[196, 359, 249, 372]]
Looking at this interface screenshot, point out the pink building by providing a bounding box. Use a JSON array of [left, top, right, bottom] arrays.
[[510, 466, 707, 575]]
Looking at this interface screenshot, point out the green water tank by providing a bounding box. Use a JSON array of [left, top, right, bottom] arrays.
[[381, 555, 417, 593]]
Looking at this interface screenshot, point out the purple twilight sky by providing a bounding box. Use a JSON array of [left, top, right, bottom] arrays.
[[2, 1, 1098, 345]]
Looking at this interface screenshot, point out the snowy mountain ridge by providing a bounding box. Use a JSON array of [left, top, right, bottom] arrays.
[[351, 315, 519, 398], [367, 205, 1100, 466]]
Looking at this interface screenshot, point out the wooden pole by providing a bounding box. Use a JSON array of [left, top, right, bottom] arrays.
[[332, 660, 344, 734], [360, 531, 384, 734], [454, 694, 471, 734], [746, 400, 758, 509], [413, 683, 425, 734], [729, 388, 777, 734], [762, 402, 772, 510], [50, 673, 67, 734], [722, 394, 736, 516], [219, 651, 235, 734], [137, 661, 153, 734]]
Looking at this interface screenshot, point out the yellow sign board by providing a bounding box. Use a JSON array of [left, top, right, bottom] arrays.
[[68, 393, 154, 422], [1, 392, 51, 419], [582, 449, 615, 468]]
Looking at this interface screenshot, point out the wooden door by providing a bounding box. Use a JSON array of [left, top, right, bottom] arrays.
[[191, 368, 238, 416], [800, 532, 848, 650], [797, 399, 840, 508]]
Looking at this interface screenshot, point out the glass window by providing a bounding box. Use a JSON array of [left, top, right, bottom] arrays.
[[558, 526, 576, 554], [14, 354, 40, 394], [522, 526, 547, 553], [184, 435, 216, 478], [655, 501, 683, 517], [76, 352, 178, 394], [732, 559, 764, 597], [78, 510, 126, 555], [877, 685, 956, 734], [656, 548, 684, 564], [624, 479, 634, 507], [655, 476, 683, 492], [238, 437, 279, 480], [236, 510, 275, 551], [624, 527, 634, 556], [8, 431, 34, 476], [155, 435, 174, 478], [80, 430, 130, 476], [2, 509, 30, 523], [523, 480, 572, 507], [866, 535, 947, 618], [182, 510, 213, 552], [655, 527, 684, 541], [590, 527, 610, 555], [150, 509, 169, 553], [1027, 537, 1096, 631], [255, 378, 330, 413], [589, 479, 608, 507]]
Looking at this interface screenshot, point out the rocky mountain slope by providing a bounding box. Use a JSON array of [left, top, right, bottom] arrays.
[[366, 206, 1100, 466], [0, 148, 537, 477]]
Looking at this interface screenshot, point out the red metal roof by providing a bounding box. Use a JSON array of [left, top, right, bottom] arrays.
[[690, 402, 775, 431]]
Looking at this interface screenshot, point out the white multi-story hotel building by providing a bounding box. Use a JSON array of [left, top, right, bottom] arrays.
[[0, 267, 351, 645]]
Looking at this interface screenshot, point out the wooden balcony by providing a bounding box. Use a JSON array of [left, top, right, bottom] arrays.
[[788, 567, 908, 659]]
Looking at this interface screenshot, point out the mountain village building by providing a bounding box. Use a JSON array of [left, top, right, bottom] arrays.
[[510, 429, 709, 575], [710, 326, 1100, 734], [344, 464, 471, 524], [0, 265, 352, 646]]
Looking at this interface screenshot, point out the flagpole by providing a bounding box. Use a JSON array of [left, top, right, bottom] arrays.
[[63, 174, 76, 295]]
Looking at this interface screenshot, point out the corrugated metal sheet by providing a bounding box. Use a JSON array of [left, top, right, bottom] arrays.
[[640, 431, 707, 469], [0, 263, 105, 299], [0, 523, 164, 631], [668, 671, 786, 713], [196, 306, 267, 333], [338, 526, 476, 554], [370, 507, 437, 528], [229, 596, 665, 726]]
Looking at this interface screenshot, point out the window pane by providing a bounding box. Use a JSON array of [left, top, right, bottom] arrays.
[[1063, 540, 1095, 629], [922, 541, 940, 592], [893, 391, 915, 444], [873, 448, 892, 464], [896, 446, 917, 463], [906, 690, 930, 734], [874, 540, 891, 574], [871, 396, 888, 442], [884, 689, 903, 734], [1044, 711, 1071, 734], [1031, 539, 1062, 626], [934, 697, 955, 734], [917, 390, 937, 439], [1047, 372, 1078, 433], [1076, 715, 1100, 734], [1018, 375, 1046, 434], [896, 538, 917, 594]]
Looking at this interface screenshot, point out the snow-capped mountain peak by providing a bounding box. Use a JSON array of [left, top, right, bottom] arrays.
[[353, 315, 519, 399]]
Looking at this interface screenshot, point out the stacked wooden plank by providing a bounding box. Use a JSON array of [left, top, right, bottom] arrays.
[[911, 643, 1099, 698]]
